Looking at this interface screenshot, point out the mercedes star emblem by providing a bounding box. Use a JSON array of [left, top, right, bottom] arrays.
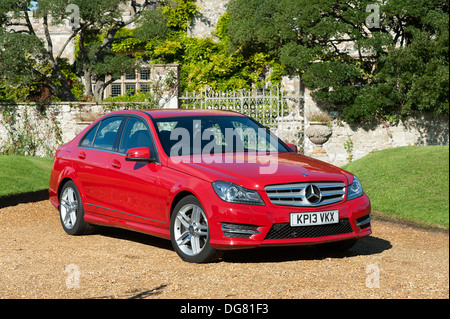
[[305, 184, 322, 204]]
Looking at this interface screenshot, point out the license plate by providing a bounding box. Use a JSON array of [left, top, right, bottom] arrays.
[[290, 210, 339, 227]]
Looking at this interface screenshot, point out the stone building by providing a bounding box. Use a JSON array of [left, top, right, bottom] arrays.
[[2, 0, 448, 163], [6, 1, 177, 101]]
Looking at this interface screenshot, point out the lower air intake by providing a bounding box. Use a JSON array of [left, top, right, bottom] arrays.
[[265, 218, 353, 240]]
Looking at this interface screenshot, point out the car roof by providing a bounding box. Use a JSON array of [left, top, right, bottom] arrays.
[[143, 109, 246, 119]]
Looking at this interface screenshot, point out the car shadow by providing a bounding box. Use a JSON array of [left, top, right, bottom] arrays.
[[93, 226, 174, 251], [0, 189, 49, 209], [220, 236, 392, 263], [94, 226, 391, 264]]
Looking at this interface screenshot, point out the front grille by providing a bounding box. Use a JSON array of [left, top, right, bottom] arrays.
[[265, 218, 353, 240], [265, 181, 346, 207]]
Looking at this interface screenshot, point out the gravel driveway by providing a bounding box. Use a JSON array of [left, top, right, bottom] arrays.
[[0, 200, 448, 299]]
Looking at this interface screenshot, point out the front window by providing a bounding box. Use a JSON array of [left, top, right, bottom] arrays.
[[153, 116, 289, 157], [92, 117, 124, 151], [119, 117, 153, 153]]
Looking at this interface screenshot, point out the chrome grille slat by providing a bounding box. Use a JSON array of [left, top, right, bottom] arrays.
[[321, 189, 345, 196], [263, 184, 306, 191], [265, 181, 346, 207], [269, 193, 303, 198]]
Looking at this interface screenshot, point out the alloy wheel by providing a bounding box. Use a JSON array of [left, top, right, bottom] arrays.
[[60, 186, 78, 230], [173, 203, 209, 256]]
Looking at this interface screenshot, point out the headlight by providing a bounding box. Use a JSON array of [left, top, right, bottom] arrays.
[[212, 181, 265, 206], [347, 176, 364, 200]]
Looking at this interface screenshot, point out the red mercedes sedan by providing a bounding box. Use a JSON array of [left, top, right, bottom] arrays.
[[49, 109, 371, 263]]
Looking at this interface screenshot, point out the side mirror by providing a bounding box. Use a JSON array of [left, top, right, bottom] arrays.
[[125, 147, 155, 162], [286, 143, 298, 153]]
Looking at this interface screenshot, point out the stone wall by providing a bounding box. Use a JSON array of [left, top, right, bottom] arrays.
[[187, 0, 229, 39], [0, 101, 176, 157], [303, 87, 449, 167], [0, 103, 102, 157], [2, 99, 448, 164]]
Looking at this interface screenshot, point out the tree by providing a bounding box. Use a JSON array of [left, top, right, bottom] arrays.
[[0, 0, 168, 102], [145, 5, 284, 92], [74, 0, 168, 100], [1, 0, 78, 101], [226, 0, 449, 123]]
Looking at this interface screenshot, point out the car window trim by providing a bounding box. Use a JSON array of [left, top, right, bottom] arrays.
[[79, 121, 100, 148], [92, 115, 126, 152], [150, 114, 292, 156], [113, 116, 128, 152], [79, 114, 125, 150], [77, 113, 160, 164], [116, 113, 161, 164]]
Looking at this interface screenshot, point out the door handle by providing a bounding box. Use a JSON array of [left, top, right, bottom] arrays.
[[78, 152, 86, 159], [111, 159, 121, 169]]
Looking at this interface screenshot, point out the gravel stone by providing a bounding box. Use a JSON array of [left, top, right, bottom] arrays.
[[0, 200, 448, 299]]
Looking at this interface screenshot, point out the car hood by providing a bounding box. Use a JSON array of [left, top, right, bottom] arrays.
[[167, 152, 353, 190]]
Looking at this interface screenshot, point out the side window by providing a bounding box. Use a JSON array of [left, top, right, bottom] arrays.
[[119, 117, 153, 153], [80, 122, 99, 148], [92, 117, 124, 151]]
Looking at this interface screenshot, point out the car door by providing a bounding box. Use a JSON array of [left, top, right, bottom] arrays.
[[106, 115, 166, 227], [73, 115, 125, 215]]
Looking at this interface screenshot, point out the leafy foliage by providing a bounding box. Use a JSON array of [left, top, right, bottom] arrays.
[[142, 2, 284, 92], [1, 0, 169, 102], [226, 0, 449, 123]]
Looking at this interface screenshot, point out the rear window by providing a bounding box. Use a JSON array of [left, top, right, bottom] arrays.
[[80, 123, 99, 148]]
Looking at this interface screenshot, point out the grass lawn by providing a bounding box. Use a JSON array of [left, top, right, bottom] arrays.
[[0, 155, 53, 199], [343, 146, 449, 229], [1, 147, 449, 230]]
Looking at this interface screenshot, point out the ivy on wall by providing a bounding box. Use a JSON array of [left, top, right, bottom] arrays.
[[148, 13, 284, 91], [0, 104, 63, 158]]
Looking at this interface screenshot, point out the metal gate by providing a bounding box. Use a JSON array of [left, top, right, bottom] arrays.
[[179, 86, 305, 151]]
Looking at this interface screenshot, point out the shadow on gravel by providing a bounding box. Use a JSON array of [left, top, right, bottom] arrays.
[[93, 226, 391, 264], [93, 284, 168, 299], [0, 190, 49, 209], [221, 236, 392, 263], [94, 226, 174, 251]]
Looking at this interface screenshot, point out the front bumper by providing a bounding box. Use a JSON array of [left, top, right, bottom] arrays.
[[205, 193, 372, 250]]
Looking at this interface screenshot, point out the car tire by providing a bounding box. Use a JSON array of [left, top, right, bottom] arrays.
[[59, 181, 94, 235], [170, 195, 223, 263]]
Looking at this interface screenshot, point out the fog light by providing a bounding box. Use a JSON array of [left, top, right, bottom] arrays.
[[221, 223, 260, 238]]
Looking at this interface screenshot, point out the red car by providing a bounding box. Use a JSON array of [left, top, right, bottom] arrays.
[[49, 109, 371, 263]]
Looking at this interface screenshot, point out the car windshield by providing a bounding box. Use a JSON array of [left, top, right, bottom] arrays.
[[152, 115, 289, 157]]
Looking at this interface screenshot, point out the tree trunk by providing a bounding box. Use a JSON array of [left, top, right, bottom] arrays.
[[93, 77, 106, 101], [78, 27, 94, 99], [56, 85, 77, 101], [53, 70, 77, 101], [42, 15, 77, 101], [84, 68, 93, 97]]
